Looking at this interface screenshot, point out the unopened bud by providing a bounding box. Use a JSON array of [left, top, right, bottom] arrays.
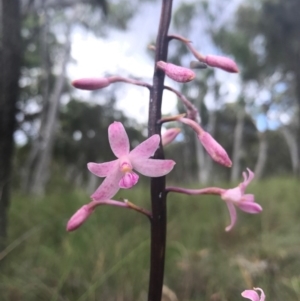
[[72, 77, 111, 90], [66, 205, 94, 231], [205, 55, 239, 73], [198, 132, 232, 167], [162, 128, 181, 146], [157, 61, 195, 83]]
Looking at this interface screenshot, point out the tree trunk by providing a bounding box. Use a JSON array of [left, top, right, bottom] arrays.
[[281, 126, 299, 175], [254, 131, 268, 179], [230, 110, 244, 182], [294, 70, 300, 176], [0, 0, 22, 250], [22, 7, 51, 192], [196, 109, 217, 184], [28, 29, 71, 196]]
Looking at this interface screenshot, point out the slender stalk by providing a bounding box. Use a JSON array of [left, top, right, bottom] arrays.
[[147, 0, 173, 300], [166, 186, 224, 196], [164, 85, 200, 122]]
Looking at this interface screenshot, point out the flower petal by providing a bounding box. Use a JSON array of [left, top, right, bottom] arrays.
[[240, 168, 254, 193], [131, 158, 175, 177], [225, 201, 237, 232], [242, 194, 255, 202], [241, 290, 260, 301], [129, 134, 160, 159], [238, 201, 262, 214], [108, 122, 130, 158], [254, 288, 265, 301], [90, 166, 123, 201], [221, 187, 242, 203], [87, 160, 119, 177]]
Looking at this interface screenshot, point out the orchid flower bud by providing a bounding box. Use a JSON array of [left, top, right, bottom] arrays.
[[182, 40, 239, 73], [157, 61, 195, 83], [72, 77, 111, 90], [66, 205, 94, 231], [204, 55, 239, 73], [162, 128, 181, 146], [178, 117, 232, 167], [198, 132, 232, 167]]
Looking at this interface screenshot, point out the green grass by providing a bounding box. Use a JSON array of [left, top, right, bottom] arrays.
[[1, 177, 300, 301]]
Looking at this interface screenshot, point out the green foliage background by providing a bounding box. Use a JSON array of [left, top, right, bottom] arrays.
[[1, 177, 300, 301]]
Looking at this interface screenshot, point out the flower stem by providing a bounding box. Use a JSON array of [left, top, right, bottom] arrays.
[[147, 0, 173, 301], [166, 186, 225, 196]]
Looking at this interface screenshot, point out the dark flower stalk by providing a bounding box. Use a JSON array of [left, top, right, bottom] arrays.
[[147, 0, 173, 300]]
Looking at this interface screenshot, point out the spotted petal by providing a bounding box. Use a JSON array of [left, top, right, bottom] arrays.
[[225, 201, 237, 232], [108, 122, 130, 158], [87, 160, 118, 177], [131, 158, 175, 177], [129, 134, 160, 159], [91, 165, 123, 201]]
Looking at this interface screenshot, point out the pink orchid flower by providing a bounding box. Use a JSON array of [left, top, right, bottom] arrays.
[[242, 287, 265, 301], [166, 168, 262, 231], [221, 168, 262, 231], [88, 121, 175, 201]]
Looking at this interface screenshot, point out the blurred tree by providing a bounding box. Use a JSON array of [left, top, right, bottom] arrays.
[[215, 0, 300, 175], [230, 96, 246, 183], [0, 0, 22, 251], [19, 0, 149, 196], [23, 19, 72, 196], [0, 0, 148, 249]]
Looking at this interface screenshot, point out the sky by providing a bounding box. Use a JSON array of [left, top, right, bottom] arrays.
[[68, 1, 177, 123], [68, 0, 243, 124], [14, 0, 286, 146]]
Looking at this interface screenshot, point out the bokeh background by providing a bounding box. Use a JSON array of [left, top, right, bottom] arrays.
[[1, 0, 300, 300]]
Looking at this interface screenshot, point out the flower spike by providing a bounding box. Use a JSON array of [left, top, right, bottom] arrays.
[[88, 122, 176, 201]]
